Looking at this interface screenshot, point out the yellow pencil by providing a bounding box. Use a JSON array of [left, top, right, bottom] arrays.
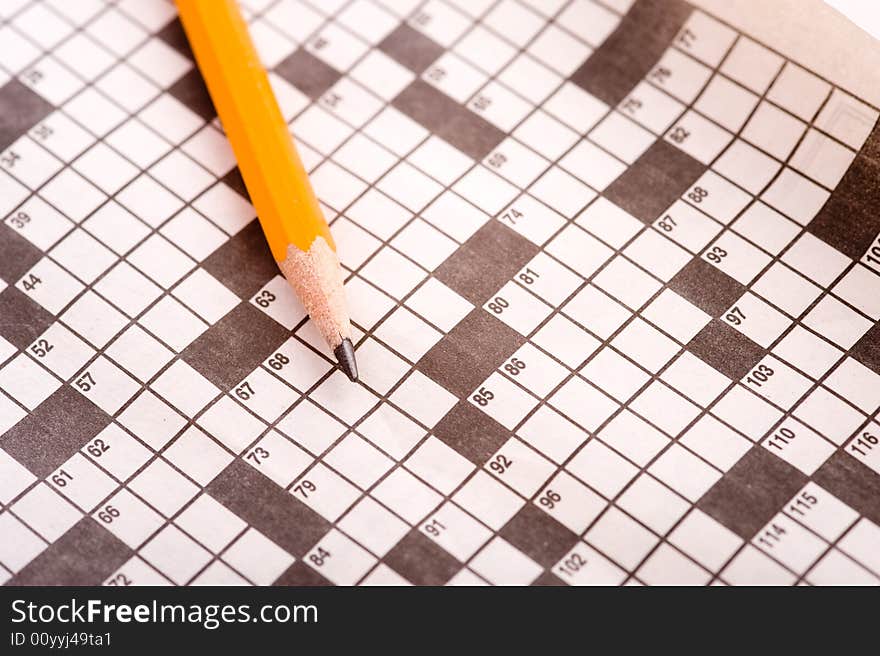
[[175, 0, 358, 381]]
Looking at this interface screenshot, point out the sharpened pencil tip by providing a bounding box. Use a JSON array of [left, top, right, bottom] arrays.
[[334, 338, 358, 382]]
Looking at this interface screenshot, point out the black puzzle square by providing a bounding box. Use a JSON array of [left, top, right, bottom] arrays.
[[181, 302, 290, 390]]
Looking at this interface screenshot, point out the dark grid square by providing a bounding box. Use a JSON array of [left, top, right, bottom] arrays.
[[807, 123, 880, 259], [434, 220, 539, 306], [417, 309, 524, 398], [0, 224, 43, 285], [499, 504, 579, 568], [432, 400, 510, 465], [181, 302, 290, 390], [0, 79, 54, 151], [863, 119, 880, 160], [9, 518, 131, 585], [569, 0, 692, 106], [1, 386, 110, 477], [275, 48, 341, 100], [604, 140, 705, 223], [383, 529, 460, 585], [697, 447, 807, 539], [378, 24, 444, 74], [202, 220, 278, 299], [850, 323, 880, 376], [167, 68, 216, 121], [393, 80, 506, 161], [206, 459, 331, 558], [222, 167, 250, 200], [273, 560, 333, 586], [687, 320, 763, 381], [669, 257, 746, 317], [0, 286, 54, 349], [813, 450, 880, 526], [156, 18, 193, 60], [531, 571, 566, 586]]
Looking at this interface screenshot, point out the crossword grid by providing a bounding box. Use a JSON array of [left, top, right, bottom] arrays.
[[0, 0, 878, 586]]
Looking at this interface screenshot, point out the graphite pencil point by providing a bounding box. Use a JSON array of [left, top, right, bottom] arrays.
[[334, 338, 359, 382]]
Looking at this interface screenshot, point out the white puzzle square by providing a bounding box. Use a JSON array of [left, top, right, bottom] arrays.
[[637, 544, 710, 586], [96, 489, 164, 549], [470, 537, 542, 585], [649, 48, 711, 104], [767, 63, 831, 122], [618, 474, 689, 535], [694, 74, 758, 132], [405, 437, 474, 496], [713, 139, 781, 195], [337, 497, 409, 557], [545, 82, 609, 134], [128, 459, 199, 519], [117, 175, 185, 229], [824, 359, 880, 415], [630, 380, 701, 437], [838, 520, 880, 576], [589, 111, 654, 164], [599, 409, 669, 466], [0, 450, 37, 505], [84, 424, 152, 483], [618, 80, 684, 135], [453, 470, 524, 531], [534, 313, 601, 368], [0, 353, 60, 411], [223, 529, 294, 585], [13, 483, 81, 543], [500, 195, 566, 246], [164, 426, 233, 486], [741, 101, 806, 161], [48, 452, 116, 512], [73, 356, 140, 415], [794, 386, 865, 446], [815, 88, 878, 150], [291, 464, 361, 523], [470, 372, 540, 431], [679, 415, 751, 472], [276, 400, 345, 455], [586, 506, 658, 572], [582, 347, 650, 404], [720, 37, 783, 94], [772, 326, 843, 380], [549, 376, 618, 432], [683, 170, 751, 225], [117, 390, 186, 451], [484, 137, 548, 188], [419, 501, 492, 562], [372, 466, 441, 525], [105, 325, 174, 383], [4, 0, 880, 590], [529, 166, 597, 219], [140, 525, 211, 585], [711, 384, 783, 442], [763, 171, 831, 232], [648, 444, 721, 502], [303, 529, 376, 585], [19, 257, 84, 315], [6, 196, 74, 252]]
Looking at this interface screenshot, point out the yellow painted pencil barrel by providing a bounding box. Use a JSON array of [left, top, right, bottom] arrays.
[[175, 0, 332, 259], [175, 0, 357, 380]]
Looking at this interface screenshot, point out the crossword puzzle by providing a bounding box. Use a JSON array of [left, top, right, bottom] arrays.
[[1, 0, 879, 586]]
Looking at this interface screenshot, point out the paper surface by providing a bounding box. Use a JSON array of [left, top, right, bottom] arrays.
[[1, 0, 879, 586]]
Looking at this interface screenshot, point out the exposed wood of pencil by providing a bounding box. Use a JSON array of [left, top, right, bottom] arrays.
[[278, 236, 352, 350]]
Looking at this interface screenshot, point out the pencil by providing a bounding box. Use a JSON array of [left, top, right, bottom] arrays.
[[174, 0, 358, 382]]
